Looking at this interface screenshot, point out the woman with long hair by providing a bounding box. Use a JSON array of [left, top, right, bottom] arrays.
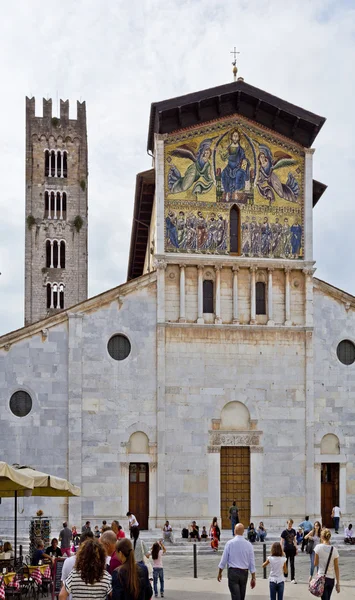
[[314, 528, 340, 599], [262, 541, 287, 600], [112, 538, 152, 600], [131, 526, 150, 565], [304, 520, 322, 580], [151, 540, 166, 598], [59, 538, 112, 600], [209, 517, 220, 551]]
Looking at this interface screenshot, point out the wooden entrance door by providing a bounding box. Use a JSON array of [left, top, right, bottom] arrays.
[[321, 463, 339, 528], [129, 463, 149, 530], [220, 447, 250, 529]]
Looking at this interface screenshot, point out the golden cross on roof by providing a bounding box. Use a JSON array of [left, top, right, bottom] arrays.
[[230, 46, 240, 82]]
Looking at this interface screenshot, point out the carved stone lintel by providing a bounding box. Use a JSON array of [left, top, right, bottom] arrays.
[[209, 431, 261, 447], [207, 446, 221, 453]]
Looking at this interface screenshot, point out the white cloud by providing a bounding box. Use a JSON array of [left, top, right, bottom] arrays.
[[0, 0, 354, 334]]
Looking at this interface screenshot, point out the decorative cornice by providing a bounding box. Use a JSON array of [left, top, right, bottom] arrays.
[[209, 430, 262, 447], [156, 253, 316, 271]]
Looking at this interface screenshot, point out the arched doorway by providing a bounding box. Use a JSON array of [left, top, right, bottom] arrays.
[[128, 432, 150, 529], [220, 402, 251, 528], [321, 434, 340, 528]]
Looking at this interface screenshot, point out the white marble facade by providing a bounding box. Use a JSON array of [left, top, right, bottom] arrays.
[[0, 113, 354, 535]]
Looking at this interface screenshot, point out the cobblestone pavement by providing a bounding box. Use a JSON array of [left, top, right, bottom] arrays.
[[163, 547, 355, 583]]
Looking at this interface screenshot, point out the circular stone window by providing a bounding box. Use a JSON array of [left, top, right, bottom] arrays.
[[9, 391, 32, 417], [107, 334, 131, 361], [337, 340, 355, 365]]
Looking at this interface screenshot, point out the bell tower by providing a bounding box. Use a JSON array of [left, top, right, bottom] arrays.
[[24, 97, 88, 325]]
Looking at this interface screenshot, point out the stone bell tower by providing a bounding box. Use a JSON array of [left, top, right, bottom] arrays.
[[24, 97, 88, 326]]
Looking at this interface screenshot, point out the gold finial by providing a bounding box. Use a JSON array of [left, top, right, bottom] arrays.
[[230, 46, 240, 82]]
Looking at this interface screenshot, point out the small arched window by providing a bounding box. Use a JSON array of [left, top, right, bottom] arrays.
[[46, 282, 65, 309], [230, 206, 240, 253], [203, 280, 214, 313], [44, 150, 49, 177], [46, 240, 51, 268], [60, 241, 66, 269], [256, 281, 266, 315], [63, 151, 68, 178], [50, 151, 56, 177]]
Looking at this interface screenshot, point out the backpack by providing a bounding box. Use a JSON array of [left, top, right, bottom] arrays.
[[181, 528, 188, 539]]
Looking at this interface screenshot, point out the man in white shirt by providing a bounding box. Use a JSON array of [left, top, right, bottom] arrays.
[[126, 511, 139, 538], [217, 523, 256, 600], [331, 505, 341, 534]]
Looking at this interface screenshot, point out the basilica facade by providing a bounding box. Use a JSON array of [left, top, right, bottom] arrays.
[[0, 79, 354, 533]]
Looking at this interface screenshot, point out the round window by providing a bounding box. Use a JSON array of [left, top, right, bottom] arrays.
[[107, 334, 131, 361], [337, 340, 355, 365], [9, 391, 32, 417]]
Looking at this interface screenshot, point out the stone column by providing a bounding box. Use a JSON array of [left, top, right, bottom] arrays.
[[250, 267, 257, 324], [197, 265, 204, 324], [48, 193, 51, 219], [50, 285, 54, 309], [50, 240, 54, 268], [340, 463, 347, 513], [305, 329, 315, 516], [179, 264, 186, 323], [215, 265, 222, 324], [57, 242, 61, 269], [59, 193, 63, 220], [54, 150, 58, 178], [285, 268, 291, 326], [267, 268, 274, 326], [60, 152, 64, 178], [48, 152, 52, 178], [232, 267, 239, 324], [304, 149, 315, 261]]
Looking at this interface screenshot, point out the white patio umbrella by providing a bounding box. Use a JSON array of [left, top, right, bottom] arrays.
[[0, 462, 34, 562], [1, 465, 80, 561]]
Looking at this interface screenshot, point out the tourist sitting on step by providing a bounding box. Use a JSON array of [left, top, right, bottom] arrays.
[[162, 521, 174, 543], [257, 522, 267, 542], [201, 526, 208, 540], [344, 523, 355, 544], [189, 521, 200, 541], [247, 523, 257, 543]]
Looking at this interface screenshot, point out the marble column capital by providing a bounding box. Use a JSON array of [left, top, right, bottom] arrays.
[[232, 266, 240, 273]]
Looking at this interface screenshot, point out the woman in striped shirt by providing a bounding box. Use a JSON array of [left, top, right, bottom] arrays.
[[59, 538, 112, 600]]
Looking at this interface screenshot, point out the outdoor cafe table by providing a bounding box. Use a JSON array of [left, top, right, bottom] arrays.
[[28, 564, 52, 583], [2, 572, 16, 586]]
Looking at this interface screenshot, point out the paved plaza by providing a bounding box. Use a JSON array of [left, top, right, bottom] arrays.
[[162, 550, 355, 598]]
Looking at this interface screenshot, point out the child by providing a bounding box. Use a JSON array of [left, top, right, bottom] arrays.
[[94, 525, 100, 538], [151, 540, 166, 598], [201, 526, 208, 540], [262, 541, 287, 600], [296, 527, 304, 545]]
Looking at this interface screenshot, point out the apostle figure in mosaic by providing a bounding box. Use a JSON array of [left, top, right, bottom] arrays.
[[220, 129, 250, 200], [167, 139, 215, 196], [241, 216, 251, 255], [196, 211, 208, 250], [281, 218, 292, 258], [177, 211, 186, 249], [256, 144, 299, 204], [271, 217, 283, 257], [261, 216, 272, 256], [166, 211, 179, 249], [250, 217, 261, 256], [291, 219, 302, 258], [185, 213, 197, 251], [216, 214, 227, 252], [207, 213, 218, 252]]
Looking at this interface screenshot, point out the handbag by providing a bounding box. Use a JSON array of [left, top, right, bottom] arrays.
[[306, 539, 315, 554], [308, 546, 333, 597]]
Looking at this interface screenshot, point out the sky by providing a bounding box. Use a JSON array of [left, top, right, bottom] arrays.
[[0, 0, 354, 336]]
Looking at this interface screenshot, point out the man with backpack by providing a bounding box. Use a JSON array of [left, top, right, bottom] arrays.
[[228, 501, 239, 536]]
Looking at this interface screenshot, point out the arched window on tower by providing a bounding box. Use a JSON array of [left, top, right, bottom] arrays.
[[44, 150, 49, 177], [46, 240, 51, 268], [44, 191, 49, 218], [59, 283, 64, 309], [62, 192, 67, 219], [50, 151, 56, 177], [53, 241, 58, 269], [46, 282, 65, 309], [63, 151, 68, 178], [256, 281, 266, 315], [57, 152, 62, 178], [203, 280, 214, 313], [60, 241, 66, 269], [230, 205, 240, 253], [46, 283, 51, 309]]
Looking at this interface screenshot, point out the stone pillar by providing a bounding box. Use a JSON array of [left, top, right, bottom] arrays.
[[250, 448, 264, 517], [197, 265, 204, 324], [232, 266, 239, 324], [54, 150, 58, 178], [57, 242, 61, 269], [48, 193, 51, 219], [50, 285, 54, 309], [304, 149, 315, 261], [303, 268, 315, 328], [68, 313, 84, 526], [48, 152, 52, 178], [179, 264, 186, 323], [340, 463, 347, 513], [208, 451, 221, 520], [285, 268, 291, 326], [156, 259, 167, 522], [305, 329, 315, 516], [215, 265, 222, 324], [60, 152, 64, 178], [267, 268, 274, 326], [148, 461, 157, 529], [314, 464, 321, 517], [59, 193, 63, 220], [250, 267, 257, 324]]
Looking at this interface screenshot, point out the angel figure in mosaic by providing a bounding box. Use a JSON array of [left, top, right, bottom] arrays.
[[256, 144, 300, 204], [167, 139, 215, 196]]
